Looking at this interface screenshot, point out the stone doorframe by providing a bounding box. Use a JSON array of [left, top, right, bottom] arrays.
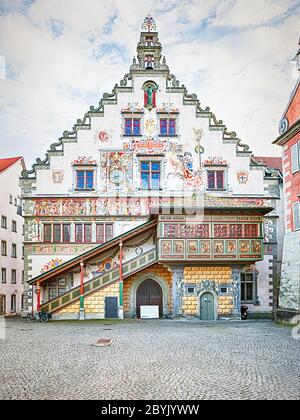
[[128, 272, 170, 318], [197, 290, 219, 321]]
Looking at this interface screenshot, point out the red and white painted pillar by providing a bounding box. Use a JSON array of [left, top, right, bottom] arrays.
[[119, 241, 124, 319]]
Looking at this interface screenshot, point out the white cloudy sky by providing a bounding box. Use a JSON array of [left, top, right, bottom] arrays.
[[0, 0, 299, 169]]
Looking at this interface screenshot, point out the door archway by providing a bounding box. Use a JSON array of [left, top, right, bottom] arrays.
[[200, 292, 215, 321], [136, 279, 163, 318]]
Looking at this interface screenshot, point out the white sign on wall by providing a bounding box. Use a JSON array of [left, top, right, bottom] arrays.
[[140, 306, 159, 319]]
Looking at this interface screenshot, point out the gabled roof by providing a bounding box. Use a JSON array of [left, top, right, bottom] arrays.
[[283, 79, 300, 126], [0, 157, 25, 173], [253, 156, 282, 172]]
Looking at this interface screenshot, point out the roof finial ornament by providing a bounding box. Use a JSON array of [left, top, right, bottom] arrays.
[[141, 14, 157, 32]]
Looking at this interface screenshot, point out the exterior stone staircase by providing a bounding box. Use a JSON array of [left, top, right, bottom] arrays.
[[40, 247, 157, 314]]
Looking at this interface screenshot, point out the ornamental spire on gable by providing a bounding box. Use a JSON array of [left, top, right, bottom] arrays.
[[131, 14, 168, 72], [141, 14, 157, 32]]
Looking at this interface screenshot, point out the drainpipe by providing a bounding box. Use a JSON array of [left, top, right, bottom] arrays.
[[79, 260, 85, 320], [36, 283, 41, 313], [119, 242, 124, 319]]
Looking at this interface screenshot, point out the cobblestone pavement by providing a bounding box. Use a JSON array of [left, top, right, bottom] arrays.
[[0, 318, 299, 400]]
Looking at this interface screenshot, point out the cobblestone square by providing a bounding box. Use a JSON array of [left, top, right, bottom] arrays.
[[0, 318, 299, 400]]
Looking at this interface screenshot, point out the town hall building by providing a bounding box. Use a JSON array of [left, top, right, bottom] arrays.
[[21, 16, 283, 321]]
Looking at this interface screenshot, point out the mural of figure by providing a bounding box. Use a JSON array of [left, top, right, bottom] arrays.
[[215, 241, 224, 253], [200, 241, 210, 253], [227, 241, 236, 253], [96, 199, 106, 215], [240, 241, 250, 253], [183, 152, 193, 172], [252, 241, 261, 253]]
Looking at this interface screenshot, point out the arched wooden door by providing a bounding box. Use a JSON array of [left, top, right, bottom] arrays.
[[200, 293, 215, 321], [136, 279, 163, 318]]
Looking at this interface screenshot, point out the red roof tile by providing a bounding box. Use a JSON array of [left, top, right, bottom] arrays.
[[0, 157, 23, 173], [253, 156, 282, 172]]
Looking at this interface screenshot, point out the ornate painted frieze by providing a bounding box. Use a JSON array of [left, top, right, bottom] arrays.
[[124, 138, 167, 154], [157, 103, 179, 114], [203, 157, 228, 166], [121, 104, 144, 114], [27, 244, 95, 255], [164, 223, 210, 239], [159, 219, 263, 261], [31, 197, 173, 217], [72, 157, 97, 166]]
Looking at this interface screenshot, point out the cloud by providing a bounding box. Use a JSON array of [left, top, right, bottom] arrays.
[[213, 0, 299, 27], [0, 55, 6, 79], [0, 0, 299, 166]]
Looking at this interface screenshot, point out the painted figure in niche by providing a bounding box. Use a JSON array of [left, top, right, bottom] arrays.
[[226, 241, 236, 253], [188, 241, 198, 254], [240, 241, 250, 253], [162, 241, 172, 254], [96, 199, 106, 215], [200, 241, 210, 254], [136, 200, 142, 215], [252, 241, 261, 253], [215, 241, 224, 254], [174, 241, 184, 254], [89, 200, 97, 215]]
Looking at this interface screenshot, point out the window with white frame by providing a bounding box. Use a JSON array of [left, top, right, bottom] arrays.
[[291, 141, 300, 173], [1, 241, 7, 256], [241, 272, 256, 303], [11, 269, 17, 284], [140, 159, 162, 190], [12, 220, 17, 233], [207, 169, 226, 190], [1, 216, 7, 229], [293, 202, 300, 231]]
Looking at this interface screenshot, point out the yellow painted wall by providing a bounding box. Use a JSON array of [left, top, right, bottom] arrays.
[[56, 265, 235, 318], [58, 282, 119, 316], [182, 267, 234, 317]]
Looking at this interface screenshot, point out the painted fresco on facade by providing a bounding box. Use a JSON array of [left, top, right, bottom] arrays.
[[20, 15, 284, 320], [41, 258, 64, 273]]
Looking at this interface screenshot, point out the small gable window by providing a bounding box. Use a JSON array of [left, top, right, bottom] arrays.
[[76, 170, 94, 190], [124, 118, 141, 136], [207, 170, 225, 190], [160, 119, 176, 136]]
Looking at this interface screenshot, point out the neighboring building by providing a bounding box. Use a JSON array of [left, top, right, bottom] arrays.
[[273, 40, 300, 323], [21, 16, 283, 320], [0, 157, 25, 315]]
